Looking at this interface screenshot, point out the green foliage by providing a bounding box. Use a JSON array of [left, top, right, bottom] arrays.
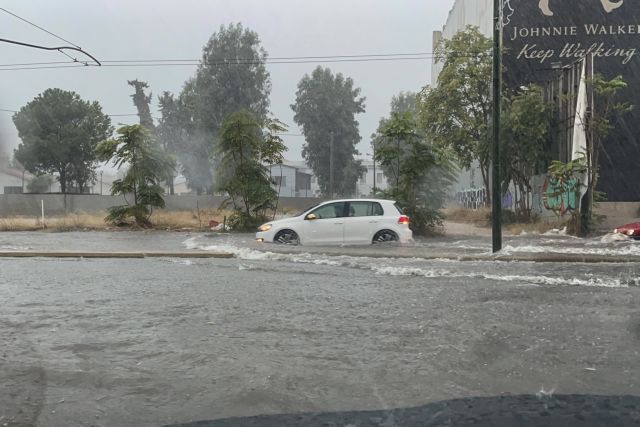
[[96, 125, 174, 227], [216, 111, 287, 230], [291, 66, 366, 197], [160, 23, 271, 194], [501, 85, 553, 220], [26, 175, 53, 193], [371, 92, 418, 189], [13, 88, 112, 193], [374, 111, 457, 235], [417, 26, 492, 202]]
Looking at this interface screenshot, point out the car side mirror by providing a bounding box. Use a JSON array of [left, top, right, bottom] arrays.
[[305, 213, 317, 221]]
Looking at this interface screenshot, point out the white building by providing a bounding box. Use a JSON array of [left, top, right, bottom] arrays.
[[431, 0, 492, 87], [269, 161, 317, 198], [356, 160, 389, 197]]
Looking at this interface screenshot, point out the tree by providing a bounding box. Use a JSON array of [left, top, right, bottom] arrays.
[[26, 175, 53, 193], [96, 125, 173, 227], [216, 110, 286, 230], [375, 111, 457, 235], [164, 23, 271, 194], [501, 85, 553, 220], [418, 26, 493, 203], [157, 91, 187, 195], [13, 88, 112, 193], [291, 66, 366, 197], [371, 91, 418, 192], [128, 79, 155, 132]]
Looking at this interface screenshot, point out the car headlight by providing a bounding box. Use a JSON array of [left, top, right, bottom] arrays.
[[258, 223, 272, 232], [627, 230, 635, 236]]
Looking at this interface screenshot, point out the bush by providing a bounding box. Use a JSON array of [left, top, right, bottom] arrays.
[[227, 211, 270, 232]]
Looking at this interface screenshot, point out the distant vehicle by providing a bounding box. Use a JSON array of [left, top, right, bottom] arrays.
[[256, 199, 413, 245], [613, 222, 640, 240]]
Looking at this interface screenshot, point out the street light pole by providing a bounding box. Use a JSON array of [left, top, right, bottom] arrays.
[[329, 131, 334, 198], [491, 0, 503, 253]]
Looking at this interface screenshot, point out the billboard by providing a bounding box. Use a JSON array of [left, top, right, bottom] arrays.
[[502, 0, 640, 201]]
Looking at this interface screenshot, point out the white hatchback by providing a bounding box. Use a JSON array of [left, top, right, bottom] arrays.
[[256, 199, 413, 245]]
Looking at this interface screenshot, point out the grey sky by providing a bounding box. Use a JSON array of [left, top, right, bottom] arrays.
[[0, 0, 454, 162]]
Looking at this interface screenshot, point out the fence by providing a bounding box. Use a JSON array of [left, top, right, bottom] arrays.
[[0, 194, 321, 216]]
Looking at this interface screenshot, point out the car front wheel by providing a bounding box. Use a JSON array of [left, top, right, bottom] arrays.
[[274, 229, 300, 245], [372, 230, 399, 244]]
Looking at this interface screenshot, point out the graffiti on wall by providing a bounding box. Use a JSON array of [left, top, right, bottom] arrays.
[[541, 176, 579, 216], [455, 188, 487, 210]]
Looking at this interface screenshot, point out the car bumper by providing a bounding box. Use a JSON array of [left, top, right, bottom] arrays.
[[255, 230, 275, 243]]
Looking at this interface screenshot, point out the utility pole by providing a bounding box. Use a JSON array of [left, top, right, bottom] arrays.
[[372, 152, 377, 194], [329, 131, 334, 198], [491, 0, 503, 253]]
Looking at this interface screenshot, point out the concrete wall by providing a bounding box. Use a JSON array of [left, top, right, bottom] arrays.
[[0, 194, 322, 216]]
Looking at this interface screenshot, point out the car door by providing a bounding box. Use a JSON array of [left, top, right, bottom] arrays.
[[343, 201, 383, 244], [301, 202, 346, 244]]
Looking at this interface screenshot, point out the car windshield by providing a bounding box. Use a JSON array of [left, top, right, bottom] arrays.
[[2, 1, 640, 426], [294, 203, 320, 217]]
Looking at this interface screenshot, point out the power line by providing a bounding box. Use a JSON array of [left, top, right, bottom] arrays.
[[0, 38, 101, 66], [0, 56, 438, 71], [0, 7, 81, 48], [0, 51, 490, 71], [0, 108, 150, 118]]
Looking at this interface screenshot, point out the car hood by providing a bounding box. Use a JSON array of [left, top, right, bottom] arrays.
[[263, 216, 302, 227]]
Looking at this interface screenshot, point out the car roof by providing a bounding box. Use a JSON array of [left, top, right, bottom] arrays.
[[318, 198, 396, 204]]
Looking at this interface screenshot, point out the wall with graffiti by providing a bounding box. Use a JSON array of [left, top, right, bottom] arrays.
[[531, 174, 579, 219]]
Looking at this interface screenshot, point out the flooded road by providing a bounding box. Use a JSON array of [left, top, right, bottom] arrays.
[[1, 231, 639, 426]]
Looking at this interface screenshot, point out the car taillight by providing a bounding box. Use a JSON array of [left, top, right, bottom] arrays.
[[398, 215, 410, 225]]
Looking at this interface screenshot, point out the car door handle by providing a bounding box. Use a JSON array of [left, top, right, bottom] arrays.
[[368, 221, 378, 223], [334, 222, 343, 225]]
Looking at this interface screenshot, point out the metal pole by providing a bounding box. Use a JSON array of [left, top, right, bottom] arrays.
[[329, 132, 334, 198], [491, 0, 502, 253], [372, 150, 377, 194]]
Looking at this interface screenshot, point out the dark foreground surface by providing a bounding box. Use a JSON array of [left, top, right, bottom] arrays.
[[168, 394, 640, 427], [1, 232, 639, 426]]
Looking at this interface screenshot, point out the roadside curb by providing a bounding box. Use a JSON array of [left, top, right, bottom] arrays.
[[0, 251, 235, 259]]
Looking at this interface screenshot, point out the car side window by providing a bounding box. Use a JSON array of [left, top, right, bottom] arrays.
[[310, 202, 346, 219], [347, 201, 384, 217]]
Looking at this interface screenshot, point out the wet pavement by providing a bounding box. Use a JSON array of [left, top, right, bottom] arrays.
[[1, 231, 639, 426]]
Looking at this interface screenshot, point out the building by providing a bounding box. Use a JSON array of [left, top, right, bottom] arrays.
[[269, 161, 317, 198], [356, 160, 389, 197], [433, 0, 640, 209]]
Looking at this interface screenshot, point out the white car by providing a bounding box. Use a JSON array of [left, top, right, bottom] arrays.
[[256, 199, 413, 245]]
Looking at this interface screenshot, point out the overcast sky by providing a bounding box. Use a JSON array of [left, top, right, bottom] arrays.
[[0, 0, 454, 162]]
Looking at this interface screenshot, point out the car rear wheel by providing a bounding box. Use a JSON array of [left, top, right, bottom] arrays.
[[274, 229, 300, 245], [372, 230, 399, 244]]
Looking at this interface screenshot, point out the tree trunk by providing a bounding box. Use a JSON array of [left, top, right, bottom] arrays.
[[481, 165, 491, 205], [59, 168, 67, 194]]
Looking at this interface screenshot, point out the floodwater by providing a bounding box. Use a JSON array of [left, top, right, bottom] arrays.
[[1, 231, 639, 426]]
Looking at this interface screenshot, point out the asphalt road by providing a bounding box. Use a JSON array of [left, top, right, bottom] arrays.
[[1, 231, 639, 426]]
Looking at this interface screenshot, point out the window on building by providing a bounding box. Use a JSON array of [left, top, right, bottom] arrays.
[[376, 172, 384, 183], [272, 176, 287, 187]]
